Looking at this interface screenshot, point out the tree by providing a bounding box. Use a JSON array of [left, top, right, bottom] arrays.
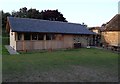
[[11, 7, 67, 22], [12, 7, 27, 18], [2, 11, 11, 37], [27, 8, 41, 19], [40, 9, 67, 22], [2, 11, 11, 28]]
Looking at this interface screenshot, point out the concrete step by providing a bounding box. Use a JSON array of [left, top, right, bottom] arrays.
[[5, 45, 19, 55]]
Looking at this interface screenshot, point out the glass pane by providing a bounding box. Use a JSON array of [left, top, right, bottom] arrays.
[[46, 34, 51, 40], [32, 33, 38, 40], [24, 33, 31, 40], [38, 34, 44, 40], [51, 34, 55, 40]]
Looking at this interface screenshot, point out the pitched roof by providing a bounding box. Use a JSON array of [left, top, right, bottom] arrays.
[[105, 14, 120, 31], [7, 17, 95, 35], [89, 27, 101, 30]]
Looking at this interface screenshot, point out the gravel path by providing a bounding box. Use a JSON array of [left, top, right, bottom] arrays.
[[3, 65, 118, 82]]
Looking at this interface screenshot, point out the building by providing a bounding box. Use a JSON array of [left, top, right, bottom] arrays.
[[101, 14, 120, 50], [89, 27, 101, 46], [89, 27, 101, 34], [6, 17, 95, 51]]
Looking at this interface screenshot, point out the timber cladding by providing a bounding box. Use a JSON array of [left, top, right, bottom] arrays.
[[15, 34, 88, 51], [101, 31, 120, 46], [9, 29, 91, 51]]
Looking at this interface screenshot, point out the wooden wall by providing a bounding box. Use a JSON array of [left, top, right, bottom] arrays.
[[14, 33, 91, 51], [101, 31, 120, 46], [16, 34, 74, 51]]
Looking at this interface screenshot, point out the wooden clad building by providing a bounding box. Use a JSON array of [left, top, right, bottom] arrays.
[[101, 14, 120, 49], [6, 17, 95, 51]]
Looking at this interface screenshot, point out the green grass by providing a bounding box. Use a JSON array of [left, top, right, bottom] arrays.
[[3, 48, 118, 74], [2, 45, 9, 55], [1, 37, 9, 55], [2, 28, 9, 45], [2, 36, 9, 45], [1, 31, 9, 55]]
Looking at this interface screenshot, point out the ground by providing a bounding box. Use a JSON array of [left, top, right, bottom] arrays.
[[2, 48, 118, 82]]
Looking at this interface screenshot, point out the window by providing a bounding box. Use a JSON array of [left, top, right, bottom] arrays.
[[38, 34, 44, 40], [46, 34, 55, 40], [24, 33, 31, 40], [32, 33, 38, 40], [17, 33, 22, 40], [52, 34, 55, 40], [73, 36, 81, 43], [46, 34, 52, 40]]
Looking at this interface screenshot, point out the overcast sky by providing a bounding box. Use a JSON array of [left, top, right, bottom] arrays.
[[0, 0, 119, 27]]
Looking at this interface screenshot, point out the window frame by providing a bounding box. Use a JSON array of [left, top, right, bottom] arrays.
[[46, 34, 56, 40], [17, 32, 22, 41]]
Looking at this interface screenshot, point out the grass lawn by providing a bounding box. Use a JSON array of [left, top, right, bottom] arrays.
[[1, 32, 9, 55], [1, 36, 9, 55], [2, 48, 118, 82]]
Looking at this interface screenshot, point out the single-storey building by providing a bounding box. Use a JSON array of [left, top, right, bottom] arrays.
[[101, 14, 120, 50], [89, 27, 101, 46], [6, 17, 95, 51]]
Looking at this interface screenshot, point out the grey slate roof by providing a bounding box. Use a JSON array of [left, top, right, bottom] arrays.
[[8, 17, 95, 35]]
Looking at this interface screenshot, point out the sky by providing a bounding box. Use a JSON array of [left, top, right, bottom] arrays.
[[0, 0, 119, 27]]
